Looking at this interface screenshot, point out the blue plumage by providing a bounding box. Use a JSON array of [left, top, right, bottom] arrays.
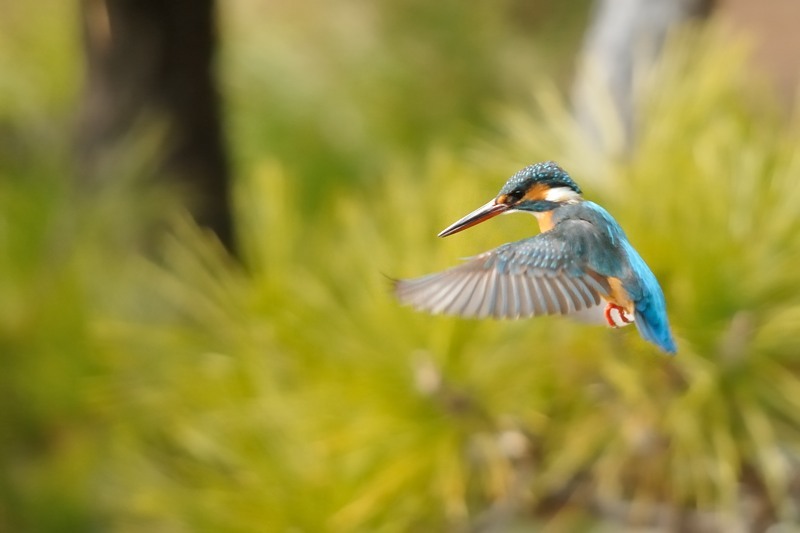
[[395, 162, 677, 355], [621, 241, 676, 353], [500, 161, 582, 196], [554, 202, 676, 354]]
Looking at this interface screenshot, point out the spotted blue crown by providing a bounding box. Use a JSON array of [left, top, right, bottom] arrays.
[[499, 161, 582, 196]]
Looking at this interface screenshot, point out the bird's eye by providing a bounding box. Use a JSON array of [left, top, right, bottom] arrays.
[[506, 189, 524, 202]]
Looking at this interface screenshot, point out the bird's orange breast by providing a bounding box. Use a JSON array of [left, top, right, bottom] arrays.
[[605, 277, 634, 313]]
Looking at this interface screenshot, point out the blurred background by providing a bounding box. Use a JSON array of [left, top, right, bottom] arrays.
[[2, 0, 800, 531]]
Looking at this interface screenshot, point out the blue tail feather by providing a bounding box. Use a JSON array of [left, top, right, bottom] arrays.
[[635, 306, 676, 354], [621, 241, 676, 354]]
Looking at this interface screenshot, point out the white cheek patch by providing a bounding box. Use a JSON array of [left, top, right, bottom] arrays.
[[544, 187, 581, 203]]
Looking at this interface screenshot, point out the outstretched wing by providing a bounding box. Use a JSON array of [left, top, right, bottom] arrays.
[[395, 222, 613, 320]]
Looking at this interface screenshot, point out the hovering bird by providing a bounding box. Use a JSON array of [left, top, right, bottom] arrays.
[[394, 161, 676, 354]]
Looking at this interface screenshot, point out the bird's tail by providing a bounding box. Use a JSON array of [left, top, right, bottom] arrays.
[[634, 307, 676, 354]]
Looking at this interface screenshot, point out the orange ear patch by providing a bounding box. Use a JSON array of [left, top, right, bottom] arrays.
[[522, 183, 549, 202]]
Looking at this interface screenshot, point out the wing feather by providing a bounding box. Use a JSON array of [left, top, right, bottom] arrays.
[[539, 277, 560, 314], [395, 220, 615, 320], [445, 271, 479, 315], [551, 277, 573, 313], [573, 277, 600, 307], [496, 274, 509, 318], [528, 276, 548, 315], [559, 277, 584, 313], [517, 274, 533, 317], [431, 272, 472, 314], [479, 269, 498, 319], [507, 275, 521, 319], [464, 270, 491, 317]]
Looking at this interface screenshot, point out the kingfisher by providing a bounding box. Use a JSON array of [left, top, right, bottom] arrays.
[[394, 161, 676, 354]]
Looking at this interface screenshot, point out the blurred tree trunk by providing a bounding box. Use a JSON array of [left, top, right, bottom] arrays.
[[76, 0, 234, 250], [572, 0, 715, 153]]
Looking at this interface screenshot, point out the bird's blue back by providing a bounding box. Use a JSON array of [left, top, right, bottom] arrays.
[[557, 202, 676, 354]]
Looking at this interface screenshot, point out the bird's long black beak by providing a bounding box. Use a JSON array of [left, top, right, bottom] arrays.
[[438, 199, 509, 237]]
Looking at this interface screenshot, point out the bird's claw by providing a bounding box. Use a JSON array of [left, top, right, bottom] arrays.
[[604, 303, 634, 328]]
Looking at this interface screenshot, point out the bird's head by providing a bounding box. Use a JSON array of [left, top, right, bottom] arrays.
[[438, 161, 583, 237]]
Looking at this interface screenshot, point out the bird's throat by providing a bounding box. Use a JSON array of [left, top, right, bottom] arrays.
[[533, 210, 555, 233]]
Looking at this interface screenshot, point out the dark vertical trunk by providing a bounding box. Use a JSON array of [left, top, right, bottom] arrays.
[[77, 0, 234, 250]]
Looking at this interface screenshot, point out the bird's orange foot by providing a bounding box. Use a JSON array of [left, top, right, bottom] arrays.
[[604, 303, 634, 328]]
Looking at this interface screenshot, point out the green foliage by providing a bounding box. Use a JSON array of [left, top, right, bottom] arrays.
[[222, 0, 591, 202], [95, 27, 800, 529], [3, 3, 800, 532]]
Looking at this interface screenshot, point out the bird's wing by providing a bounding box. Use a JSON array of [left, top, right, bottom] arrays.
[[395, 224, 613, 320]]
